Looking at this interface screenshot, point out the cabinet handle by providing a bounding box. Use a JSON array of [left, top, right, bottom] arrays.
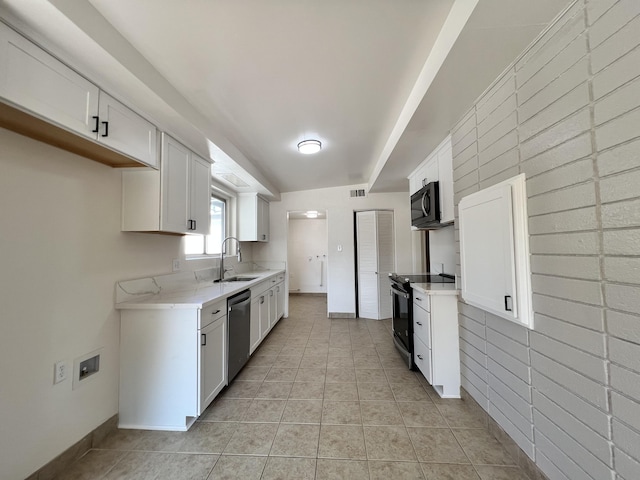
[[417, 354, 423, 360], [211, 309, 221, 315], [270, 290, 274, 297], [192, 219, 196, 230], [415, 297, 422, 302], [201, 333, 206, 346], [91, 116, 99, 133], [101, 121, 109, 137], [504, 295, 512, 312], [260, 296, 265, 304], [416, 322, 423, 326]]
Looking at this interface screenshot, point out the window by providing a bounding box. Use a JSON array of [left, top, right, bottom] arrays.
[[185, 195, 226, 255]]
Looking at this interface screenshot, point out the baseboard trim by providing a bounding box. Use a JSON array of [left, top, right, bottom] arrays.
[[26, 414, 118, 480], [460, 388, 549, 480]]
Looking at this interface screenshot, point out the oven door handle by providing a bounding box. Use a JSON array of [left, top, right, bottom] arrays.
[[390, 284, 410, 299]]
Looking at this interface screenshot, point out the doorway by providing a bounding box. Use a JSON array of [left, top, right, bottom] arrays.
[[287, 210, 328, 295]]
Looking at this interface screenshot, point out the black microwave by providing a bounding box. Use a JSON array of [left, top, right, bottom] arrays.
[[411, 181, 441, 229]]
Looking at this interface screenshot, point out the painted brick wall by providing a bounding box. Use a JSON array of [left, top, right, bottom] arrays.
[[451, 1, 640, 479]]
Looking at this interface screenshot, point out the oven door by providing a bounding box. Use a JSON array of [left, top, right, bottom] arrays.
[[390, 283, 412, 369]]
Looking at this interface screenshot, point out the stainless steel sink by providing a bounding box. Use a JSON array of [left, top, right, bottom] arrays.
[[218, 276, 259, 283]]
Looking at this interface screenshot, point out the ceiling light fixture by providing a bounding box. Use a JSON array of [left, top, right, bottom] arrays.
[[297, 139, 322, 154], [306, 210, 318, 218]]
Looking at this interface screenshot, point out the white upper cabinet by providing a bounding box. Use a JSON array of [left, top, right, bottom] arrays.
[[458, 174, 533, 328], [122, 133, 211, 235], [408, 135, 454, 224], [238, 193, 269, 242], [0, 22, 158, 168], [97, 92, 158, 168]]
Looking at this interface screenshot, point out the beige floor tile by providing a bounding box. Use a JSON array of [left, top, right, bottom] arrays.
[[272, 355, 302, 368], [135, 431, 186, 452], [103, 451, 215, 480], [281, 399, 323, 424], [243, 399, 286, 422], [261, 457, 317, 480], [322, 401, 362, 425], [316, 458, 369, 480], [236, 366, 271, 382], [300, 355, 329, 369], [223, 423, 278, 455], [368, 460, 425, 480], [353, 356, 382, 369], [328, 347, 353, 357], [452, 429, 516, 466], [355, 369, 388, 383], [318, 425, 367, 460], [295, 368, 326, 383], [264, 367, 298, 382], [357, 382, 395, 401], [352, 347, 378, 358], [54, 449, 125, 480], [255, 381, 293, 399], [201, 398, 252, 422], [474, 465, 530, 480], [208, 455, 266, 480], [360, 401, 404, 426], [407, 427, 470, 464], [327, 356, 355, 368], [363, 425, 416, 461], [390, 383, 431, 402], [219, 380, 261, 399], [255, 344, 284, 356], [247, 354, 277, 367], [270, 424, 320, 457], [398, 401, 447, 427], [421, 463, 480, 480], [323, 382, 359, 401], [95, 429, 146, 450], [282, 346, 307, 356], [325, 367, 357, 383], [289, 382, 325, 399], [155, 453, 217, 480], [178, 422, 237, 454], [437, 403, 488, 428], [305, 345, 330, 356]]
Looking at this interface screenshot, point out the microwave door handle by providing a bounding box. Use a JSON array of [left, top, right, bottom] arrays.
[[421, 190, 431, 217]]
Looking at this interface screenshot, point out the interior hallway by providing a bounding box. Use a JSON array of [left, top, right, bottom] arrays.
[[53, 295, 530, 479]]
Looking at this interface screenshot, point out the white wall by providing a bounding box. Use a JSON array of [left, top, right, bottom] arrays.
[[452, 2, 640, 478], [253, 186, 413, 316], [288, 218, 327, 293], [429, 225, 456, 274], [0, 128, 216, 480]]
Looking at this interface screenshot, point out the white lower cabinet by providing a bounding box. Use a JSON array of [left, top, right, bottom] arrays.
[[249, 273, 286, 354], [412, 291, 460, 398], [199, 307, 227, 414], [119, 298, 227, 431]]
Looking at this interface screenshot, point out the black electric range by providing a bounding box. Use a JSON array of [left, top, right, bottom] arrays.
[[388, 273, 455, 369]]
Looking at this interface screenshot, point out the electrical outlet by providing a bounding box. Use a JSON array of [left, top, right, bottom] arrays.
[[54, 361, 67, 384], [172, 259, 181, 272]]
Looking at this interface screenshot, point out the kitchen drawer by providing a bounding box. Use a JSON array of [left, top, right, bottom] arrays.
[[413, 303, 431, 348], [413, 334, 432, 384], [413, 292, 430, 312], [200, 299, 226, 328]]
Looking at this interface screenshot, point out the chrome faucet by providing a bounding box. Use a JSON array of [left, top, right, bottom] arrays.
[[220, 236, 242, 280]]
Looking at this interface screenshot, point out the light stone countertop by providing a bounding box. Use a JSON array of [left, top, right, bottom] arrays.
[[115, 266, 285, 310], [411, 282, 459, 296]]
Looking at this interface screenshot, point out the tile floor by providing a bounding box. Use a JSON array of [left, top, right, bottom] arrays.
[[54, 296, 530, 480]]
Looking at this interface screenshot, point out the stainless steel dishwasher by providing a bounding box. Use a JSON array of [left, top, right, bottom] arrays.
[[227, 289, 251, 382]]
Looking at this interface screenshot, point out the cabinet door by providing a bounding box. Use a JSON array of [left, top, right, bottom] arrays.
[[413, 302, 431, 348], [161, 134, 190, 234], [200, 316, 227, 414], [0, 23, 99, 138], [190, 153, 211, 235], [459, 183, 518, 321], [250, 296, 262, 354], [438, 139, 454, 223], [276, 283, 285, 321], [97, 92, 158, 168], [413, 334, 432, 384], [258, 196, 270, 242], [268, 288, 277, 329], [259, 294, 269, 338]]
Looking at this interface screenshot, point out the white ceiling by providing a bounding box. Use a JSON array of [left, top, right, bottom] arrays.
[[0, 0, 569, 196]]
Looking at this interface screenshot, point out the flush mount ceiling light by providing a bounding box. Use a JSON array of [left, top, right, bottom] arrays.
[[306, 210, 318, 218], [297, 139, 322, 154]]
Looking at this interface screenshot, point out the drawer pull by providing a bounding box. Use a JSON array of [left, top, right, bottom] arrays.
[[416, 321, 423, 326], [211, 309, 221, 315], [415, 297, 422, 301], [417, 354, 423, 360]]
